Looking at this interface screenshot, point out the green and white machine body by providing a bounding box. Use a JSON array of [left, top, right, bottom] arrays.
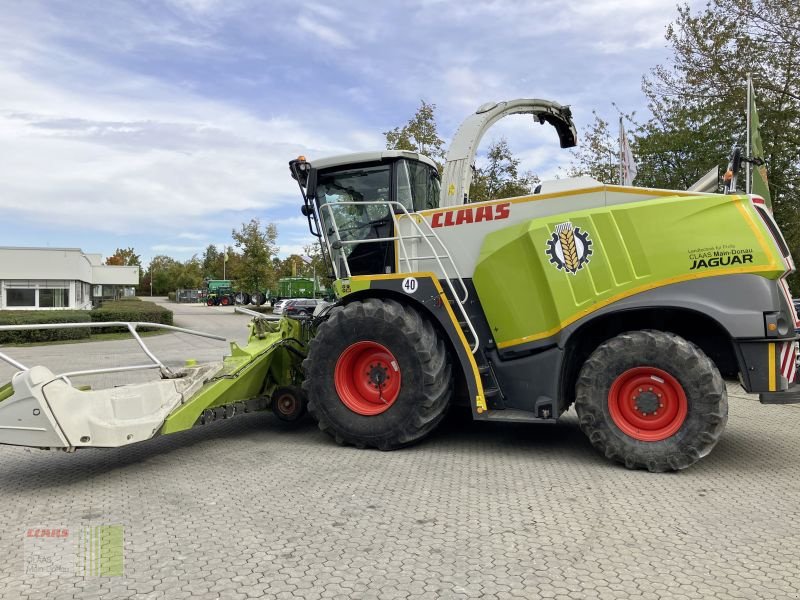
[[292, 97, 799, 427]]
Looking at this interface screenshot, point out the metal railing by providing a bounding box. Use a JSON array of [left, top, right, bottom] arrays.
[[0, 321, 226, 381], [318, 200, 479, 353]]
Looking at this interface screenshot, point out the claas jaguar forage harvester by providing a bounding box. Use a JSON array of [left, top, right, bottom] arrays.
[[290, 98, 799, 471], [0, 98, 796, 472]]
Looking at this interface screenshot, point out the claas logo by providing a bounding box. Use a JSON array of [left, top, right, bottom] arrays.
[[431, 203, 511, 228]]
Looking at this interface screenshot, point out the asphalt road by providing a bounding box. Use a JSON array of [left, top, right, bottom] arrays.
[[0, 299, 799, 599]]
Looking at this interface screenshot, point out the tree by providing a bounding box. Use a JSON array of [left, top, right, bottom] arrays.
[[143, 255, 179, 296], [470, 138, 539, 202], [384, 100, 446, 167], [303, 242, 330, 281], [202, 244, 222, 279], [105, 247, 141, 267], [566, 112, 620, 184], [230, 218, 279, 292]]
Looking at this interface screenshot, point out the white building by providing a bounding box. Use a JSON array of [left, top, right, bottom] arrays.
[[0, 247, 140, 310]]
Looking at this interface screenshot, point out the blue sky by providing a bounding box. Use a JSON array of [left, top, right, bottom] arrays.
[[0, 0, 696, 266]]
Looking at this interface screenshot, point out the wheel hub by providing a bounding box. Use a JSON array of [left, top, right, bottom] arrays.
[[368, 364, 389, 388]]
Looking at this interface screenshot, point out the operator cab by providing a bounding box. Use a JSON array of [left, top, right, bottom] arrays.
[[290, 151, 440, 277]]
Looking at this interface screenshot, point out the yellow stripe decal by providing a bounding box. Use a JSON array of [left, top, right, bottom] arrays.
[[408, 184, 706, 219], [768, 342, 776, 392], [497, 265, 778, 349], [734, 195, 778, 270]]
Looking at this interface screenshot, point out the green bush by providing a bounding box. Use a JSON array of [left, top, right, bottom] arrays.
[[167, 292, 176, 302], [0, 310, 91, 344], [91, 299, 173, 332]]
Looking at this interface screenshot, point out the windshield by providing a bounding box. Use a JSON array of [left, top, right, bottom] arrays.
[[315, 165, 391, 254], [395, 159, 440, 211]]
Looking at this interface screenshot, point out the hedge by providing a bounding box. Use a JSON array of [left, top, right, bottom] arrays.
[[0, 310, 92, 344], [90, 299, 173, 332], [167, 292, 176, 302]]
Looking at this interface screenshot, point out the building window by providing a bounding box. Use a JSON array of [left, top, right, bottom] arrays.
[[7, 289, 36, 307], [39, 288, 69, 308]]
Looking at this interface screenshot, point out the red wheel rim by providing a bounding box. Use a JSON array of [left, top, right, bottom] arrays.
[[608, 367, 688, 442], [334, 341, 402, 415]]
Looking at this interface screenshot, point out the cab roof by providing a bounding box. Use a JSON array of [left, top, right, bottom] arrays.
[[309, 150, 438, 172]]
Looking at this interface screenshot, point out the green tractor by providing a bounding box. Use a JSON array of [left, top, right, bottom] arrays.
[[205, 279, 236, 306], [290, 98, 799, 472]]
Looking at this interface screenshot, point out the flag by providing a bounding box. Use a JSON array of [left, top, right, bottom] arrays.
[[223, 246, 229, 262], [749, 79, 771, 209], [619, 118, 638, 186]]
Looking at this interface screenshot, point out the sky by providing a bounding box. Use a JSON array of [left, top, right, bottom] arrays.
[[0, 0, 697, 266]]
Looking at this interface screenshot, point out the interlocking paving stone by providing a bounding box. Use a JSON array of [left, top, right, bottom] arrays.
[[1, 299, 799, 599]]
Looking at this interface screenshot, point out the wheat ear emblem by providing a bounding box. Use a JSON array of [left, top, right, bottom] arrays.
[[557, 223, 580, 272], [546, 221, 592, 274]]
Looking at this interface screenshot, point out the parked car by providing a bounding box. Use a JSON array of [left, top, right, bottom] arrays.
[[284, 299, 322, 317], [272, 299, 291, 315]]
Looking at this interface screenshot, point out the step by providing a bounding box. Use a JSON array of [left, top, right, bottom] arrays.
[[481, 409, 557, 424]]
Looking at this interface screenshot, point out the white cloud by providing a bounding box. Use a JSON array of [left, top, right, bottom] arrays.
[[0, 0, 700, 263], [296, 16, 354, 50]]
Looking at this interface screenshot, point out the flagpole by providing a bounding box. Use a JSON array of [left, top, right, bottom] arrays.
[[619, 117, 624, 186], [746, 73, 752, 195], [223, 245, 226, 280]]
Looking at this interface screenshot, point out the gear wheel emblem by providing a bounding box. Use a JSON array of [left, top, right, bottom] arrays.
[[546, 221, 593, 274]]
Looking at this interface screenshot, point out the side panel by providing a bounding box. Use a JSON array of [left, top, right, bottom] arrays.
[[473, 194, 783, 349]]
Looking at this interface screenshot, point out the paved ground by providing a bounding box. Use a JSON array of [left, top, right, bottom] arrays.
[[1, 300, 799, 599]]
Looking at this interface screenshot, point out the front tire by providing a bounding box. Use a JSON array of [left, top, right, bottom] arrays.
[[303, 298, 452, 450], [575, 330, 727, 472]]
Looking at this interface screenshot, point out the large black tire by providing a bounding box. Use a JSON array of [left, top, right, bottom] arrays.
[[234, 292, 251, 305], [575, 330, 728, 472], [303, 298, 452, 450]]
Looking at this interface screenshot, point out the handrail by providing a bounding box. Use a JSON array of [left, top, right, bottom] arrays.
[[234, 306, 282, 321], [0, 321, 227, 380], [318, 200, 479, 353]]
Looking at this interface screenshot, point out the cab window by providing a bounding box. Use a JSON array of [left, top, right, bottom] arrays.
[[395, 159, 440, 212]]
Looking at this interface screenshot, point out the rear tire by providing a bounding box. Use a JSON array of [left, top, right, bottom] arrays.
[[303, 298, 452, 450], [574, 330, 728, 472]]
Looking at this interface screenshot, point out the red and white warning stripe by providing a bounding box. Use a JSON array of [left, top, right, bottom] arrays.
[[779, 341, 797, 384]]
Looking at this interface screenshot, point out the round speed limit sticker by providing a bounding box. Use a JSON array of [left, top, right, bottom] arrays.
[[401, 277, 418, 294]]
